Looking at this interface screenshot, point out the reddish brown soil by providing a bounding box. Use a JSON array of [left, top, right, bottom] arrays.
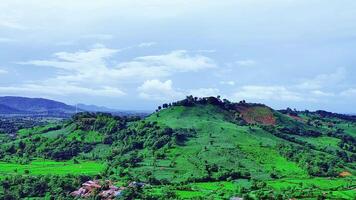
[[234, 105, 276, 125], [339, 171, 352, 177]]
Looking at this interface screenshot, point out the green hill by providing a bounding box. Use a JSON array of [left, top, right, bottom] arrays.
[[0, 96, 355, 199]]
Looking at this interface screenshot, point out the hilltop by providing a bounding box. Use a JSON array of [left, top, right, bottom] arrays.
[[0, 96, 355, 199]]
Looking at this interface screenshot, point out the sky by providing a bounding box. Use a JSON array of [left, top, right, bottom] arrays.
[[0, 0, 356, 112]]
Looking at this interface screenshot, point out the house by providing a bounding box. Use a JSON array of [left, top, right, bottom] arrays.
[[71, 180, 125, 199]]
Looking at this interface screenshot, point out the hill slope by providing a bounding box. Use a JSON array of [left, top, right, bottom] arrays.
[[0, 104, 21, 114]]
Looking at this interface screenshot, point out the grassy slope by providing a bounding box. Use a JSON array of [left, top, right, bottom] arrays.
[[140, 105, 356, 199], [41, 123, 75, 138], [337, 122, 356, 137], [143, 105, 307, 181]]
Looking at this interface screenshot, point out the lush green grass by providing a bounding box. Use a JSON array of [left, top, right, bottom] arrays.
[[139, 105, 355, 199], [267, 177, 356, 199], [337, 122, 356, 137], [267, 177, 355, 191], [146, 177, 355, 199], [145, 181, 245, 199], [0, 159, 105, 176], [41, 123, 75, 138], [330, 189, 356, 199], [17, 124, 61, 138], [67, 130, 103, 143], [296, 135, 341, 151], [146, 178, 355, 199], [135, 105, 308, 182], [80, 144, 111, 159]]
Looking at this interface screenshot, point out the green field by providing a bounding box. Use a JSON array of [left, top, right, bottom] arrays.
[[144, 178, 356, 199], [0, 159, 104, 176]]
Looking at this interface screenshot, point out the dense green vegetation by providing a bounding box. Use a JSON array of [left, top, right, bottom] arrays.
[[0, 116, 53, 136], [0, 96, 355, 199]]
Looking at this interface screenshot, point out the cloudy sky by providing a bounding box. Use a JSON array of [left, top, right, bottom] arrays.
[[1, 0, 356, 112]]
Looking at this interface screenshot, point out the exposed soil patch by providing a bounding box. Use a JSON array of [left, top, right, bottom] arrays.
[[339, 171, 352, 177], [235, 105, 276, 125]]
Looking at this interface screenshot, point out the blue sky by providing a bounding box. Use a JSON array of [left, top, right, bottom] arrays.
[[0, 0, 356, 112]]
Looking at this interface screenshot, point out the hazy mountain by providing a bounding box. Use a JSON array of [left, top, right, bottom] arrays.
[[0, 104, 22, 114], [0, 96, 149, 117], [76, 103, 118, 113], [0, 96, 77, 116]]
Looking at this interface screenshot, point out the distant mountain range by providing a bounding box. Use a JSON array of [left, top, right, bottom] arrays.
[[0, 104, 22, 114], [76, 103, 119, 113], [0, 96, 148, 117], [0, 96, 78, 117]]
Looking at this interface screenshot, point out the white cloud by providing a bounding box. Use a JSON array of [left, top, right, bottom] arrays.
[[340, 88, 356, 97], [138, 79, 183, 101], [229, 69, 349, 104], [0, 84, 125, 97], [0, 38, 16, 43], [233, 85, 303, 102], [195, 49, 216, 53], [20, 47, 215, 81], [55, 41, 76, 46], [188, 88, 220, 97], [311, 90, 334, 97], [297, 68, 346, 90], [19, 45, 119, 73], [235, 59, 256, 66], [133, 50, 216, 72], [0, 69, 8, 75], [16, 41, 215, 99], [0, 20, 26, 30], [220, 80, 235, 86], [81, 34, 114, 40], [15, 46, 216, 99], [138, 42, 156, 48], [137, 79, 220, 101]]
